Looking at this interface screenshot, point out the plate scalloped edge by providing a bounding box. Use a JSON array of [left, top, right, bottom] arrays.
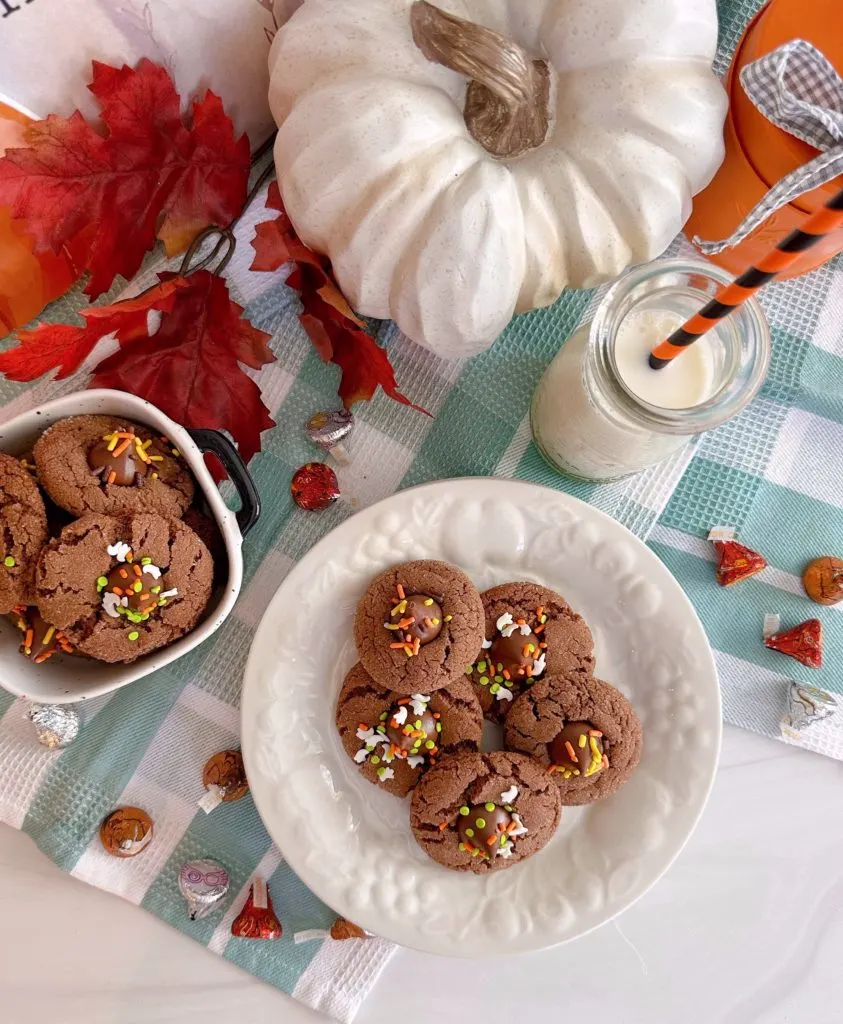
[[241, 479, 721, 957]]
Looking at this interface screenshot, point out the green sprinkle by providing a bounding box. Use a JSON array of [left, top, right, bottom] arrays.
[[541, 615, 547, 624], [377, 767, 388, 780], [435, 722, 442, 733], [171, 448, 181, 457], [497, 663, 504, 672], [459, 806, 470, 816], [477, 660, 487, 673], [430, 618, 440, 625], [379, 712, 388, 721], [494, 675, 504, 683], [424, 598, 434, 606], [3, 556, 15, 568], [158, 601, 168, 607], [141, 557, 152, 565], [133, 580, 143, 593], [484, 802, 495, 812], [465, 666, 473, 675], [96, 575, 108, 591], [444, 615, 453, 622], [458, 843, 467, 851], [479, 676, 489, 687], [504, 804, 514, 812], [376, 725, 386, 734], [414, 720, 422, 729], [127, 630, 140, 641], [500, 834, 508, 847], [465, 828, 474, 838], [370, 755, 381, 766], [425, 740, 435, 750], [490, 683, 500, 694], [151, 585, 161, 594], [366, 744, 375, 752], [504, 680, 514, 689], [475, 818, 486, 829]]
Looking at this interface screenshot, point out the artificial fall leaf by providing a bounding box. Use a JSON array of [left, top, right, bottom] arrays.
[[0, 59, 250, 298], [0, 277, 187, 381], [251, 183, 427, 414], [92, 270, 275, 463]]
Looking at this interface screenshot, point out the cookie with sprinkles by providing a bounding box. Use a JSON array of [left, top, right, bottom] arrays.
[[469, 582, 595, 723], [335, 663, 483, 797], [0, 452, 49, 614], [35, 512, 212, 663], [409, 751, 561, 873], [33, 415, 194, 519], [504, 674, 642, 805], [354, 560, 485, 694]]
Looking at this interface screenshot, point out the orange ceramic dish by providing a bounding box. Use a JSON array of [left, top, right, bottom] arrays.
[[686, 0, 843, 279]]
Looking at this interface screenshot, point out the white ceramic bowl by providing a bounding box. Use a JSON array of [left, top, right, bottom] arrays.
[[0, 389, 260, 705]]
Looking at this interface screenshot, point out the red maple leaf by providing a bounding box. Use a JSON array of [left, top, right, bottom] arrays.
[[0, 277, 187, 381], [0, 60, 250, 298], [251, 183, 427, 414], [92, 270, 275, 463]]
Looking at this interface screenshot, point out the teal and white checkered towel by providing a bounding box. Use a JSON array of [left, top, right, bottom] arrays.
[[2, 0, 842, 1019]]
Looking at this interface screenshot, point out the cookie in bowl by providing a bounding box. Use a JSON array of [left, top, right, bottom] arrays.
[[335, 662, 483, 797], [0, 452, 49, 613], [504, 674, 642, 805], [409, 751, 561, 873], [35, 512, 213, 663], [469, 582, 595, 723], [354, 560, 485, 694], [34, 415, 194, 519]]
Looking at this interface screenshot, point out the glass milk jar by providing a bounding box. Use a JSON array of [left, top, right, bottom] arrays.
[[531, 259, 771, 482]]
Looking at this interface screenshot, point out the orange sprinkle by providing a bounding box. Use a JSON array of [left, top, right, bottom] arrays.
[[438, 821, 448, 831], [522, 644, 532, 658], [502, 670, 511, 680], [506, 821, 519, 834], [602, 754, 609, 769], [539, 641, 548, 648], [546, 764, 558, 773], [588, 729, 603, 737], [24, 628, 33, 650], [516, 617, 527, 625], [432, 712, 441, 720], [397, 617, 414, 629], [397, 698, 410, 704], [396, 584, 405, 599], [564, 741, 577, 762], [404, 633, 412, 643], [115, 431, 135, 439], [463, 841, 476, 853], [133, 564, 143, 576], [112, 437, 132, 457], [412, 637, 421, 656], [358, 723, 368, 730], [423, 617, 433, 628], [402, 725, 413, 735], [534, 624, 545, 634], [486, 835, 497, 847], [525, 665, 533, 677], [107, 470, 117, 485], [390, 642, 408, 650], [111, 587, 123, 595], [34, 651, 53, 664], [536, 606, 544, 619]]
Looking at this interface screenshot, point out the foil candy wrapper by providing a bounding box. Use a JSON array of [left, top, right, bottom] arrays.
[[178, 859, 230, 920], [27, 703, 79, 749], [781, 682, 837, 741], [305, 410, 354, 464]]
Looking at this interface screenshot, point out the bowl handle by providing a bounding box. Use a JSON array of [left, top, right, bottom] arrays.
[[186, 429, 261, 537]]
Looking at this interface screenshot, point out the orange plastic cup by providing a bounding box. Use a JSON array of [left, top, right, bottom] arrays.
[[686, 0, 843, 279]]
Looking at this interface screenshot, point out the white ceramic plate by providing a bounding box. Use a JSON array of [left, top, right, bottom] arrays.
[[241, 479, 721, 956]]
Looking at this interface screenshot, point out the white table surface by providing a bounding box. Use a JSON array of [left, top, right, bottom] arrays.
[[1, 723, 841, 1024]]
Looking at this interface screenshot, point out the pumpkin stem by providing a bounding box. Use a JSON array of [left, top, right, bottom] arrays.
[[410, 1, 552, 159]]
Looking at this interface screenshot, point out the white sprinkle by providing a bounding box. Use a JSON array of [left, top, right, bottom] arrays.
[[500, 785, 518, 804], [356, 726, 375, 742], [509, 813, 528, 837], [142, 564, 162, 579], [763, 613, 781, 639], [107, 541, 132, 562], [409, 694, 430, 716], [500, 623, 519, 638], [377, 767, 395, 782], [518, 622, 532, 635], [481, 638, 493, 649], [495, 688, 514, 703], [497, 841, 514, 859], [353, 749, 369, 763], [391, 706, 408, 726], [382, 749, 395, 763], [159, 588, 178, 600], [496, 612, 513, 632], [102, 592, 123, 618], [407, 755, 425, 769], [532, 652, 547, 676]]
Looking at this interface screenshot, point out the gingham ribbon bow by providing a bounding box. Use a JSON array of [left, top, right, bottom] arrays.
[[696, 40, 843, 254]]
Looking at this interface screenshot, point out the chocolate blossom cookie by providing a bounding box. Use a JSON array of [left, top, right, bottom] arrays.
[[35, 512, 213, 663], [469, 582, 594, 724], [410, 751, 561, 873], [34, 415, 194, 519], [354, 560, 485, 694], [0, 452, 49, 613], [504, 674, 642, 805], [335, 663, 483, 797]]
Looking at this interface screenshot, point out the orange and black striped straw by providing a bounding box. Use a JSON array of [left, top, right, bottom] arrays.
[[649, 186, 843, 370]]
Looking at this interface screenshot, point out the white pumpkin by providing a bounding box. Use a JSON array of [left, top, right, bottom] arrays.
[[268, 0, 726, 358]]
